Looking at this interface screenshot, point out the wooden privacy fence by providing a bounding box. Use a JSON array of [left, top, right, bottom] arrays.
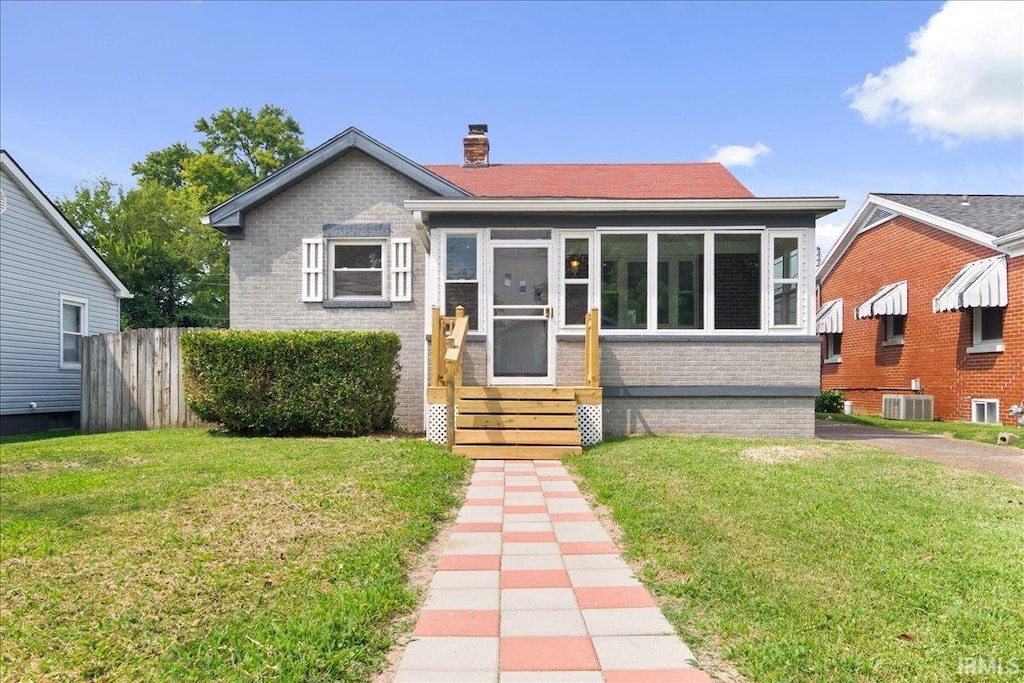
[[80, 327, 211, 434]]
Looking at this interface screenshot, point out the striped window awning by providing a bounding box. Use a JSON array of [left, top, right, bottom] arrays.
[[815, 298, 843, 333], [854, 281, 907, 319], [932, 256, 1007, 313]]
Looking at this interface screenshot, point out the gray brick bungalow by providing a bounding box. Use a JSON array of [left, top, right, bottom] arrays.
[[202, 126, 843, 443]]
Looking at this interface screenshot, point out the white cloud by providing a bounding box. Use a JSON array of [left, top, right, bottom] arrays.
[[815, 219, 848, 261], [846, 1, 1024, 143], [706, 142, 771, 167]]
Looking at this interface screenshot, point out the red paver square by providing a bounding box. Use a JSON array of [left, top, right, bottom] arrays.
[[453, 522, 504, 533], [503, 531, 557, 543], [544, 491, 584, 499], [500, 569, 571, 588], [560, 541, 619, 555], [605, 670, 712, 682], [549, 512, 598, 522], [437, 554, 502, 571], [500, 636, 599, 671], [575, 586, 658, 609], [504, 505, 548, 514], [505, 485, 543, 492], [464, 498, 505, 506], [413, 609, 500, 637]]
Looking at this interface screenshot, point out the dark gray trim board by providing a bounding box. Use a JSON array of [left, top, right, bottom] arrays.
[[429, 212, 817, 230], [603, 385, 819, 398], [323, 300, 392, 309]]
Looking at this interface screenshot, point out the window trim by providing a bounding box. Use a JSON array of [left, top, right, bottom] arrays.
[[328, 238, 387, 301], [59, 295, 88, 370], [971, 398, 1000, 425], [596, 227, 807, 337], [558, 231, 594, 331], [769, 232, 804, 328], [882, 314, 905, 346], [824, 332, 842, 364], [968, 307, 1005, 354], [441, 230, 484, 332]]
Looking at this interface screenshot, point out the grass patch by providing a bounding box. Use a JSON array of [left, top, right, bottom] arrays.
[[0, 429, 468, 682], [818, 412, 1024, 449], [567, 436, 1024, 682]]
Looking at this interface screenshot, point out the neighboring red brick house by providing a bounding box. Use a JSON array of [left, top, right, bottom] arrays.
[[816, 194, 1023, 427]]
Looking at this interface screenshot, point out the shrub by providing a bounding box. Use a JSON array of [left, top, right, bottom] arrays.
[[815, 389, 847, 414], [181, 330, 400, 436]]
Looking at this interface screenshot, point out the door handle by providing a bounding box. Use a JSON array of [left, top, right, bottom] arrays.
[[544, 306, 552, 319]]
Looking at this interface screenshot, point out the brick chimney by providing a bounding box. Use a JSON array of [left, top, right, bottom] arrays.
[[462, 124, 490, 168]]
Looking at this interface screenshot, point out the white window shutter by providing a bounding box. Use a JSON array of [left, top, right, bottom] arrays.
[[302, 238, 324, 302], [391, 238, 412, 302]]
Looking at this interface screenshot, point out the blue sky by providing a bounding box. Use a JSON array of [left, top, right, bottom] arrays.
[[2, 1, 1022, 254]]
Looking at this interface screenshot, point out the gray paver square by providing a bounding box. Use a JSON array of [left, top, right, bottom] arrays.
[[545, 500, 592, 513], [592, 635, 695, 670], [399, 636, 499, 671], [457, 509, 504, 523], [501, 608, 587, 636], [567, 568, 639, 587], [540, 481, 578, 492], [422, 588, 499, 610], [502, 513, 550, 523], [553, 523, 613, 543], [397, 670, 497, 683], [466, 486, 505, 499], [431, 570, 500, 589], [562, 554, 631, 570], [501, 587, 579, 610], [504, 493, 546, 505], [582, 607, 676, 636], [503, 521, 553, 532], [501, 542, 561, 555]]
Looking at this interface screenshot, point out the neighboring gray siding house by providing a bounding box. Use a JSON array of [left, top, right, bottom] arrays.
[[0, 151, 131, 434], [203, 127, 843, 446]]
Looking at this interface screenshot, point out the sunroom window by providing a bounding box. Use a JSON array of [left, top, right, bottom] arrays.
[[714, 234, 761, 330], [657, 234, 704, 329], [600, 234, 647, 329], [444, 233, 480, 330], [563, 236, 591, 327], [772, 236, 800, 326]]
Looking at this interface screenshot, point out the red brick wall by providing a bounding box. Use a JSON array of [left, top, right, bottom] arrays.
[[820, 216, 1022, 426]]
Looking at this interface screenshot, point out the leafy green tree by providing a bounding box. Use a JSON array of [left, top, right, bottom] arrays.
[[65, 104, 306, 329]]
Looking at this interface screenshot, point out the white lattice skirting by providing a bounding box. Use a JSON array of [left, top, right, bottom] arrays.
[[426, 403, 448, 444], [577, 403, 603, 446]]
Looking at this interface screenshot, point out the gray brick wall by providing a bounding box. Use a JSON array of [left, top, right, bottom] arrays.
[[604, 397, 816, 438], [230, 150, 433, 430]]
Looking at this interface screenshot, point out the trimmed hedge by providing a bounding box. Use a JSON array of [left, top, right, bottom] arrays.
[[181, 330, 401, 436]]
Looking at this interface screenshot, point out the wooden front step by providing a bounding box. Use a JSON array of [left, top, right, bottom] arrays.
[[453, 386, 582, 459]]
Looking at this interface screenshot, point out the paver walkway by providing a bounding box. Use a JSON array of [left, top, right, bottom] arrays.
[[393, 459, 711, 683]]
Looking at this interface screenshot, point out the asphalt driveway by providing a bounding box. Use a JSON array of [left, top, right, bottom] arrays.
[[815, 420, 1024, 482]]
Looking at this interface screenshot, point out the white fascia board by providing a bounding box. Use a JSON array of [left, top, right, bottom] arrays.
[[817, 195, 1004, 285], [995, 229, 1024, 256], [0, 151, 132, 299], [404, 197, 845, 216]]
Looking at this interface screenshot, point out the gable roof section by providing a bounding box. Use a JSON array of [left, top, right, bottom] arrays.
[[425, 162, 754, 199], [202, 127, 470, 233], [818, 193, 1024, 283], [0, 150, 131, 298]]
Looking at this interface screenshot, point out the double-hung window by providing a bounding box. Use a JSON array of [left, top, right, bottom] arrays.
[[884, 315, 906, 345], [561, 234, 592, 327], [825, 332, 842, 363], [60, 296, 87, 368], [443, 233, 480, 330], [331, 240, 385, 299], [771, 236, 801, 327], [969, 307, 1005, 353]]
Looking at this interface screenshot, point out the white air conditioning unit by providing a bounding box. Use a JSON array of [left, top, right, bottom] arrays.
[[882, 394, 934, 421]]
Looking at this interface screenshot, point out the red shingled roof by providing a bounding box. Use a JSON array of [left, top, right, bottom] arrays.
[[425, 163, 754, 199]]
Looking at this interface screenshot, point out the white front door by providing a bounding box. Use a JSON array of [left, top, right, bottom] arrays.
[[488, 242, 555, 385]]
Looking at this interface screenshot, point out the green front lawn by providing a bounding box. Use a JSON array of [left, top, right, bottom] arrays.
[[567, 436, 1024, 682], [0, 429, 468, 682], [818, 412, 1024, 449]]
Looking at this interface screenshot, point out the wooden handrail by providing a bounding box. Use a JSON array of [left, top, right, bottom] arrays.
[[443, 306, 468, 451], [584, 307, 600, 388]]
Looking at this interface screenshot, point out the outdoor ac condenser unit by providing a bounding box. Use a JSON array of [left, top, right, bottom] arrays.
[[882, 394, 934, 421]]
